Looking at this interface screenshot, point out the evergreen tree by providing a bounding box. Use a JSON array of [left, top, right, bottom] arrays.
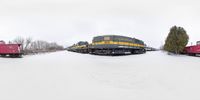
[[164, 26, 189, 54]]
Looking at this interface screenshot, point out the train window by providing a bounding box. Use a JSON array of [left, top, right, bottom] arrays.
[[132, 39, 135, 43], [104, 37, 110, 41]]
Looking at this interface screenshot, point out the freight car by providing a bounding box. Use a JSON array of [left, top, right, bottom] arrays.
[[67, 35, 146, 55], [184, 41, 200, 56], [0, 41, 22, 58], [89, 35, 146, 55]]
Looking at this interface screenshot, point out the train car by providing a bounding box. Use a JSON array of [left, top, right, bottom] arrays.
[[184, 41, 200, 56], [0, 41, 22, 58], [67, 41, 89, 53], [89, 35, 146, 55]]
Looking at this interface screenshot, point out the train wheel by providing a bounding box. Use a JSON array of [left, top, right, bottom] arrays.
[[1, 54, 6, 57], [189, 53, 195, 56], [9, 54, 22, 58], [16, 54, 22, 58]]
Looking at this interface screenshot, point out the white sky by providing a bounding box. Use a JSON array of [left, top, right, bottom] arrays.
[[0, 0, 200, 48]]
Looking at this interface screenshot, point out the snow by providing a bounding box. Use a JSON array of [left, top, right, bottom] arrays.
[[0, 51, 200, 100]]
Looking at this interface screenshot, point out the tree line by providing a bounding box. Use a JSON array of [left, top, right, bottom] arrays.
[[9, 37, 64, 55]]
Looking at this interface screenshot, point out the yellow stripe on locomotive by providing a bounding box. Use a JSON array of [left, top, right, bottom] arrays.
[[92, 41, 145, 48]]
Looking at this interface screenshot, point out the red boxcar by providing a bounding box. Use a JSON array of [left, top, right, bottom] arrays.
[[0, 41, 22, 57], [184, 41, 200, 56]]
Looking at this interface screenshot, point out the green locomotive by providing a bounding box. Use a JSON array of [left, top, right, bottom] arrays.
[[67, 35, 146, 55]]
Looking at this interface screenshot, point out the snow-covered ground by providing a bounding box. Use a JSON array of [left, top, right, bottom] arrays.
[[0, 51, 200, 100]]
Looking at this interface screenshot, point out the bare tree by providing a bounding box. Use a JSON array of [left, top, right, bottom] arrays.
[[13, 37, 25, 51], [12, 36, 64, 55], [24, 37, 32, 50]]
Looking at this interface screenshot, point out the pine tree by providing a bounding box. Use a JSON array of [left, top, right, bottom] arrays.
[[164, 26, 189, 54]]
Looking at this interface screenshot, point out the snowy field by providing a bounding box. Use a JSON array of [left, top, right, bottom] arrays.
[[0, 51, 200, 100]]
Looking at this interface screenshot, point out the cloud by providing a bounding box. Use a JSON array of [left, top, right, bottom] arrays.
[[0, 0, 200, 47]]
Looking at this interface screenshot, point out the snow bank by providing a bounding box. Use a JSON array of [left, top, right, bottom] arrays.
[[0, 51, 200, 100]]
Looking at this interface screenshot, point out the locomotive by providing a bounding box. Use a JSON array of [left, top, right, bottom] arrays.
[[68, 35, 146, 55], [0, 41, 22, 58], [67, 41, 89, 53]]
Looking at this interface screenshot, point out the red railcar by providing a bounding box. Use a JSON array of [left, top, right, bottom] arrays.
[[0, 41, 22, 57], [184, 41, 200, 56]]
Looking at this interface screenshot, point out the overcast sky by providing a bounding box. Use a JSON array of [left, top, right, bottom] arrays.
[[0, 0, 200, 48]]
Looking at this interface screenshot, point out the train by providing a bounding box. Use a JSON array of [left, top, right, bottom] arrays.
[[67, 41, 89, 53], [184, 41, 200, 56], [67, 35, 146, 55], [0, 40, 23, 58]]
